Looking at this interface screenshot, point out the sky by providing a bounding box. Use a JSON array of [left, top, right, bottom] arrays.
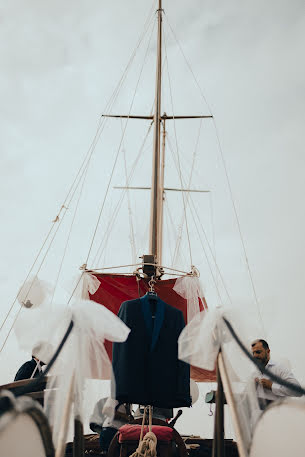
[[1, 0, 305, 439]]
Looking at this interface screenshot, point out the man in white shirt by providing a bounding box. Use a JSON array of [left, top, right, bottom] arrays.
[[251, 339, 302, 402]]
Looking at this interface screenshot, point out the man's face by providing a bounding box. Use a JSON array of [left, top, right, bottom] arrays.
[[252, 341, 270, 367]]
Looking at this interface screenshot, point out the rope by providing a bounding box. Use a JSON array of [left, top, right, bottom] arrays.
[[121, 118, 137, 265], [171, 118, 203, 267], [0, 153, 92, 353], [92, 122, 153, 267], [164, 12, 264, 332], [163, 29, 193, 267], [213, 124, 266, 333], [163, 14, 213, 116], [0, 1, 157, 348], [165, 131, 231, 304], [50, 161, 91, 304], [130, 406, 157, 457], [85, 18, 156, 267], [92, 115, 154, 267], [187, 196, 225, 305]]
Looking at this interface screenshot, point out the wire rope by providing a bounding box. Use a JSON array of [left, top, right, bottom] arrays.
[[0, 138, 98, 353], [85, 18, 156, 267], [0, 5, 156, 340], [164, 13, 264, 331], [50, 161, 91, 305], [172, 119, 202, 266], [163, 28, 193, 266], [120, 118, 137, 265], [165, 129, 230, 305], [92, 122, 154, 267]]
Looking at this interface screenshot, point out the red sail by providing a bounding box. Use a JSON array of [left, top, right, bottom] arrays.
[[89, 273, 216, 382]]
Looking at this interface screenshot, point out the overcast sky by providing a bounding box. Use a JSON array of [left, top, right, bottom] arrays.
[[1, 0, 305, 438]]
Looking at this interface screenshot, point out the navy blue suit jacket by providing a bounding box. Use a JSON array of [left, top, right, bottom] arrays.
[[112, 295, 191, 408], [14, 358, 39, 381]]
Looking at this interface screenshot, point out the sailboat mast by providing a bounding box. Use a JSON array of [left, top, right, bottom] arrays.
[[149, 0, 163, 265]]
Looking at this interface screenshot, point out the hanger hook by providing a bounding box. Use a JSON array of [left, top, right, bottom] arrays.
[[148, 276, 156, 292]]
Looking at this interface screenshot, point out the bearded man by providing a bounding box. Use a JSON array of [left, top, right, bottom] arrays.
[[251, 339, 302, 402]]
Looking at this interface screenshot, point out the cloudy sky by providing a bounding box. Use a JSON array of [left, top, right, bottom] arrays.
[[1, 0, 305, 438]]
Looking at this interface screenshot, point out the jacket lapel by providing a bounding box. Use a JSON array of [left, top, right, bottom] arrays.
[[140, 295, 165, 351], [140, 295, 153, 339], [151, 297, 165, 351]]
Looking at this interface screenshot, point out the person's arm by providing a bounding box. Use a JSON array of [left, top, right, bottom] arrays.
[[271, 366, 302, 397]]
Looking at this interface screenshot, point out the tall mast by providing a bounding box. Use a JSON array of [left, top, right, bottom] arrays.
[[149, 0, 163, 265]]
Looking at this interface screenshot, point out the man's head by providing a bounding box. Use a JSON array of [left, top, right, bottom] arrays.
[[251, 339, 270, 367]]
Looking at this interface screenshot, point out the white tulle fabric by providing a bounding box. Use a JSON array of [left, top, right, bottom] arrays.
[[173, 276, 205, 323], [17, 276, 52, 308], [178, 306, 264, 450], [72, 272, 101, 300], [15, 299, 130, 447]]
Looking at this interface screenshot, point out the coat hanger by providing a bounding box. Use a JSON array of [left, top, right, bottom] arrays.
[[147, 277, 157, 299]]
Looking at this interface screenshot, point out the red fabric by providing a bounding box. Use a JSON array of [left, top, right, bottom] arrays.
[[89, 273, 216, 382], [118, 424, 173, 442]]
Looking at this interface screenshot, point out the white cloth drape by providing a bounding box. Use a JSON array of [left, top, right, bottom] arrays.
[[173, 276, 205, 323], [15, 299, 130, 447]]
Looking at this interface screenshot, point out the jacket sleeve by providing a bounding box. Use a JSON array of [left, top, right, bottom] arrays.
[[14, 361, 35, 381], [176, 311, 191, 406]]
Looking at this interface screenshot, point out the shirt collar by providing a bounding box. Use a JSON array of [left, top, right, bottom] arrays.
[[266, 359, 275, 367]]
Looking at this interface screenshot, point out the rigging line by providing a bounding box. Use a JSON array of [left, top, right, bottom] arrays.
[[80, 4, 156, 172], [92, 121, 154, 267], [166, 132, 230, 303], [164, 12, 263, 325], [93, 106, 154, 267], [172, 119, 202, 266], [92, 127, 153, 267], [0, 15, 144, 334], [0, 223, 54, 335], [67, 271, 85, 304], [0, 212, 66, 354], [120, 118, 137, 265], [0, 142, 95, 337], [50, 161, 91, 305], [102, 4, 156, 118], [91, 263, 191, 275], [0, 3, 156, 338], [212, 122, 265, 332], [209, 191, 218, 289], [0, 153, 93, 353], [87, 19, 157, 267], [163, 30, 193, 267], [163, 14, 213, 116], [188, 191, 233, 305], [164, 132, 195, 267], [164, 199, 175, 265], [186, 192, 224, 305]]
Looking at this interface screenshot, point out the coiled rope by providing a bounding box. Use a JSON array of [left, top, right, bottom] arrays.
[[130, 406, 157, 457]]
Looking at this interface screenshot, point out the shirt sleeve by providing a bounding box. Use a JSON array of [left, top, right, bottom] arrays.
[[271, 366, 302, 397]]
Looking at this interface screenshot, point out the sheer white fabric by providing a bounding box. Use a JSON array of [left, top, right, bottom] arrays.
[[17, 276, 52, 308], [69, 272, 101, 300], [173, 276, 205, 323], [178, 306, 263, 451], [73, 272, 101, 300], [15, 299, 130, 448]]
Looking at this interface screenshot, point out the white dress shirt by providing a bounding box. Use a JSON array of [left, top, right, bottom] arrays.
[[256, 359, 302, 400]]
